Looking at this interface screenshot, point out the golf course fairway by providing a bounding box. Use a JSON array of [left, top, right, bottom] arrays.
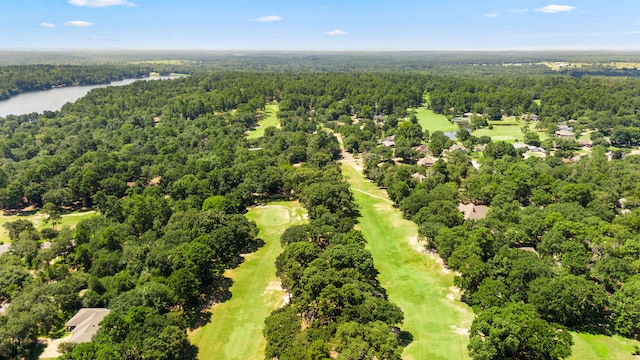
[[247, 104, 279, 139], [189, 201, 306, 360], [340, 156, 474, 360]]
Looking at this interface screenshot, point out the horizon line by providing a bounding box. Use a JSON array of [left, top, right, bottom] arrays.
[[3, 48, 640, 53]]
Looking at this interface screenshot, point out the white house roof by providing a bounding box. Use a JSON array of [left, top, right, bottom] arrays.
[[65, 308, 111, 344]]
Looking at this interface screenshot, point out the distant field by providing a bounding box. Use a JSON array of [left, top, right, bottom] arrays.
[[129, 60, 195, 65], [247, 104, 279, 139], [570, 332, 640, 360], [189, 201, 307, 360], [0, 210, 96, 244], [541, 61, 640, 70], [341, 157, 474, 360], [412, 108, 458, 133]]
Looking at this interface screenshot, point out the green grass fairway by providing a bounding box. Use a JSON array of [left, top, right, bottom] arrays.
[[412, 108, 458, 133], [189, 201, 307, 360], [0, 211, 96, 244], [247, 104, 279, 139], [473, 125, 524, 142], [341, 158, 474, 360], [570, 332, 640, 360]]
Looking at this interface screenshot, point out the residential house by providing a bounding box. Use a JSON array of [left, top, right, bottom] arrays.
[[380, 135, 395, 147], [413, 144, 428, 154], [417, 156, 437, 166], [448, 144, 468, 153], [555, 129, 574, 138], [65, 308, 111, 344]]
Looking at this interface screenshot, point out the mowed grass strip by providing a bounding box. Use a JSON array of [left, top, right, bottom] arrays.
[[412, 107, 458, 133], [247, 104, 280, 139], [340, 159, 474, 360], [473, 125, 525, 142], [570, 332, 640, 360], [189, 201, 306, 360], [0, 210, 96, 244]]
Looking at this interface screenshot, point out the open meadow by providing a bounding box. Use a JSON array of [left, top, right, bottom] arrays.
[[189, 201, 307, 360], [340, 156, 474, 360]]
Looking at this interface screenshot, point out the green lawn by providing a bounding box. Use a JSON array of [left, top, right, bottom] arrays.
[[0, 210, 96, 244], [247, 104, 279, 139], [189, 201, 307, 360], [473, 124, 525, 142], [341, 158, 474, 360], [570, 332, 640, 360], [412, 108, 458, 133]]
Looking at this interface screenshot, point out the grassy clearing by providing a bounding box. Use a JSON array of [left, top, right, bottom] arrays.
[[570, 332, 640, 360], [247, 104, 279, 139], [341, 158, 474, 360], [411, 108, 458, 133], [0, 211, 96, 244], [473, 125, 525, 142], [189, 201, 307, 360]]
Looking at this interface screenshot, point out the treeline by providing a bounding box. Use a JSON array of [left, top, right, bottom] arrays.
[[260, 131, 406, 359], [357, 133, 640, 358], [425, 73, 640, 148], [0, 64, 187, 100], [0, 71, 271, 358], [0, 72, 424, 211], [0, 71, 412, 359]]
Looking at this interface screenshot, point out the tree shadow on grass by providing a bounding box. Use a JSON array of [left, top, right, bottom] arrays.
[[191, 276, 234, 330], [571, 324, 613, 336], [27, 341, 47, 360], [391, 327, 414, 348], [227, 238, 266, 269], [398, 330, 414, 348]]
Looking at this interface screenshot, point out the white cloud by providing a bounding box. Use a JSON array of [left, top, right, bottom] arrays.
[[68, 0, 135, 7], [64, 20, 94, 27], [535, 4, 576, 13], [623, 31, 640, 35], [325, 29, 347, 36], [485, 13, 498, 18], [40, 22, 56, 28], [511, 9, 529, 13], [252, 15, 283, 23]]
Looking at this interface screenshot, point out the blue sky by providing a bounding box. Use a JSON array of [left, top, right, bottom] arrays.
[[2, 0, 640, 50]]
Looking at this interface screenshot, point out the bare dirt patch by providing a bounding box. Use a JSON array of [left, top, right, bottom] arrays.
[[39, 337, 68, 359], [451, 326, 469, 336], [262, 280, 289, 308], [407, 236, 427, 253]]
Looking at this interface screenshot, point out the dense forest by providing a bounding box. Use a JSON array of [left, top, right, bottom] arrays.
[[2, 55, 640, 359], [0, 65, 184, 100]]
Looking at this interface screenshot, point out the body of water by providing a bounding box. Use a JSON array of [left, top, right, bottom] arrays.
[[0, 76, 180, 117]]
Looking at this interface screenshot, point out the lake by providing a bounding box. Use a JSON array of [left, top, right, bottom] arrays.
[[0, 76, 180, 117]]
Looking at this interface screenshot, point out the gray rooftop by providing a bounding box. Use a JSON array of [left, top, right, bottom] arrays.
[[65, 308, 111, 344]]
